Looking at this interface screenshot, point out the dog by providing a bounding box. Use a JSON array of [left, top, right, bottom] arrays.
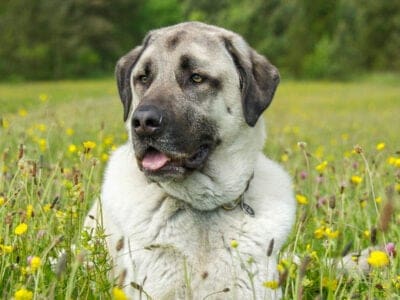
[[85, 22, 296, 299]]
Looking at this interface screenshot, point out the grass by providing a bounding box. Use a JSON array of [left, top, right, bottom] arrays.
[[0, 75, 399, 299]]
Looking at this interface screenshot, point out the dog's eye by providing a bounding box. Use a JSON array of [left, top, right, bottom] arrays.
[[139, 75, 149, 84], [191, 74, 203, 84]]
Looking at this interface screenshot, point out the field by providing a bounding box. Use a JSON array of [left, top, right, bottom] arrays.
[[0, 75, 399, 299]]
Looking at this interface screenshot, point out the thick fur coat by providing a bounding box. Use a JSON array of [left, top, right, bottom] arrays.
[[85, 22, 296, 299]]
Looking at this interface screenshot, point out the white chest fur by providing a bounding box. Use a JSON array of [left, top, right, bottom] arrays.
[[86, 144, 295, 299]]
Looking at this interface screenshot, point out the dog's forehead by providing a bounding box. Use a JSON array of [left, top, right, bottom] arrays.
[[141, 23, 231, 64]]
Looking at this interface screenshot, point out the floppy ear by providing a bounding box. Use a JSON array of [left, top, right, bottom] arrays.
[[223, 37, 280, 127], [116, 35, 151, 121]]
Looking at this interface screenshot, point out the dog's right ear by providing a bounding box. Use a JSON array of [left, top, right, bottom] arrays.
[[116, 35, 151, 121]]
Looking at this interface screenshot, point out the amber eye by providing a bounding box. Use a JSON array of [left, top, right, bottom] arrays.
[[191, 73, 203, 83], [139, 75, 149, 84]]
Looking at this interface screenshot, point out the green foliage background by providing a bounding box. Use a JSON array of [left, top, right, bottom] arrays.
[[0, 0, 399, 81]]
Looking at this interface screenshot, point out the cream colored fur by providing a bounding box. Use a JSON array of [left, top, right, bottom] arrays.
[[85, 22, 296, 300]]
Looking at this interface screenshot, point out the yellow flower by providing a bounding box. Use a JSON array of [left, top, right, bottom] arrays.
[[281, 154, 289, 162], [39, 93, 48, 102], [360, 199, 367, 208], [263, 280, 279, 289], [26, 205, 34, 219], [30, 256, 42, 271], [101, 153, 109, 162], [314, 227, 325, 239], [351, 175, 363, 185], [0, 244, 13, 253], [363, 230, 370, 239], [230, 240, 239, 248], [314, 146, 324, 159], [1, 118, 10, 128], [277, 263, 285, 273], [367, 250, 389, 267], [15, 223, 28, 235], [14, 288, 33, 300], [38, 139, 47, 151], [83, 141, 96, 150], [324, 228, 339, 239], [37, 124, 47, 132], [66, 128, 74, 136], [388, 157, 400, 168], [395, 159, 400, 168], [375, 196, 382, 204], [68, 144, 77, 153], [315, 161, 328, 173], [376, 142, 385, 151], [18, 109, 28, 117], [0, 196, 4, 206], [295, 194, 308, 205], [103, 136, 114, 146], [322, 277, 338, 290], [43, 204, 51, 212], [112, 287, 128, 300]]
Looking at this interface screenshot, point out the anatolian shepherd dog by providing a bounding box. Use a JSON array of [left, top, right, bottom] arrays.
[[85, 22, 296, 299]]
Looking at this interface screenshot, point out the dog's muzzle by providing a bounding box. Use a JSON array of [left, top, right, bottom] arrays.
[[131, 105, 215, 180]]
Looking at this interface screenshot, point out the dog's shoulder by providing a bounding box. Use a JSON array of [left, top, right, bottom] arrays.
[[244, 154, 296, 249]]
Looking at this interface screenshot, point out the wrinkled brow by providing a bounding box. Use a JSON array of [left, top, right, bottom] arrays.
[[180, 54, 201, 70]]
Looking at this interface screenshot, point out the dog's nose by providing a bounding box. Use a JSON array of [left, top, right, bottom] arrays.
[[132, 105, 163, 136]]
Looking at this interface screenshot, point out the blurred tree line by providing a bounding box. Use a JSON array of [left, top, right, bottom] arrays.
[[0, 0, 399, 81]]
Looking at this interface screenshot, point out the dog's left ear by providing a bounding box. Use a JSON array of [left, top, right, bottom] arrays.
[[116, 34, 152, 121], [223, 37, 280, 127]]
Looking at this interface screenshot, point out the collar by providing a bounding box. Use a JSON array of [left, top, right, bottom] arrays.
[[221, 173, 255, 217]]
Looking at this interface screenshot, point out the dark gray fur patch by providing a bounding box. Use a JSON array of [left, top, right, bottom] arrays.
[[166, 30, 187, 50]]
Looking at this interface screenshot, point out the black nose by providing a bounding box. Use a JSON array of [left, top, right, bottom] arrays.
[[132, 105, 164, 136]]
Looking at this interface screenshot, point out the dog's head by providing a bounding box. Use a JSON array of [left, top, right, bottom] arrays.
[[116, 22, 279, 182]]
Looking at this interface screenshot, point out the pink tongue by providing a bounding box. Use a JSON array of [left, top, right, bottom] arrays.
[[142, 151, 170, 171]]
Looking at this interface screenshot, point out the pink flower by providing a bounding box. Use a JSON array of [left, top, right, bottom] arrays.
[[385, 242, 396, 257], [300, 171, 308, 180]]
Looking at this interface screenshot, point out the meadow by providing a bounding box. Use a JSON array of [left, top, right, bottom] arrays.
[[0, 74, 399, 299]]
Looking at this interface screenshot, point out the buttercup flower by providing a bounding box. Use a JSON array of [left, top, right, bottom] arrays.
[[101, 153, 109, 162], [18, 109, 28, 117], [66, 128, 74, 136], [26, 205, 34, 219], [350, 175, 363, 185], [14, 288, 33, 300], [367, 250, 389, 267], [0, 244, 13, 253], [112, 287, 128, 300], [263, 280, 279, 289], [314, 227, 325, 239], [296, 194, 308, 205], [315, 161, 328, 173], [29, 256, 42, 271], [38, 139, 47, 151], [68, 144, 77, 153], [230, 240, 239, 248], [376, 142, 385, 151], [15, 223, 28, 235], [39, 93, 48, 102], [83, 141, 96, 150], [281, 154, 289, 162]]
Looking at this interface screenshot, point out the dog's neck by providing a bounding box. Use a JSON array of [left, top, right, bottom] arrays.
[[158, 123, 265, 211]]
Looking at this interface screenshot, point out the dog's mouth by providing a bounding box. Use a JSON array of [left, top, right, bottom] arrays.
[[137, 144, 211, 179]]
